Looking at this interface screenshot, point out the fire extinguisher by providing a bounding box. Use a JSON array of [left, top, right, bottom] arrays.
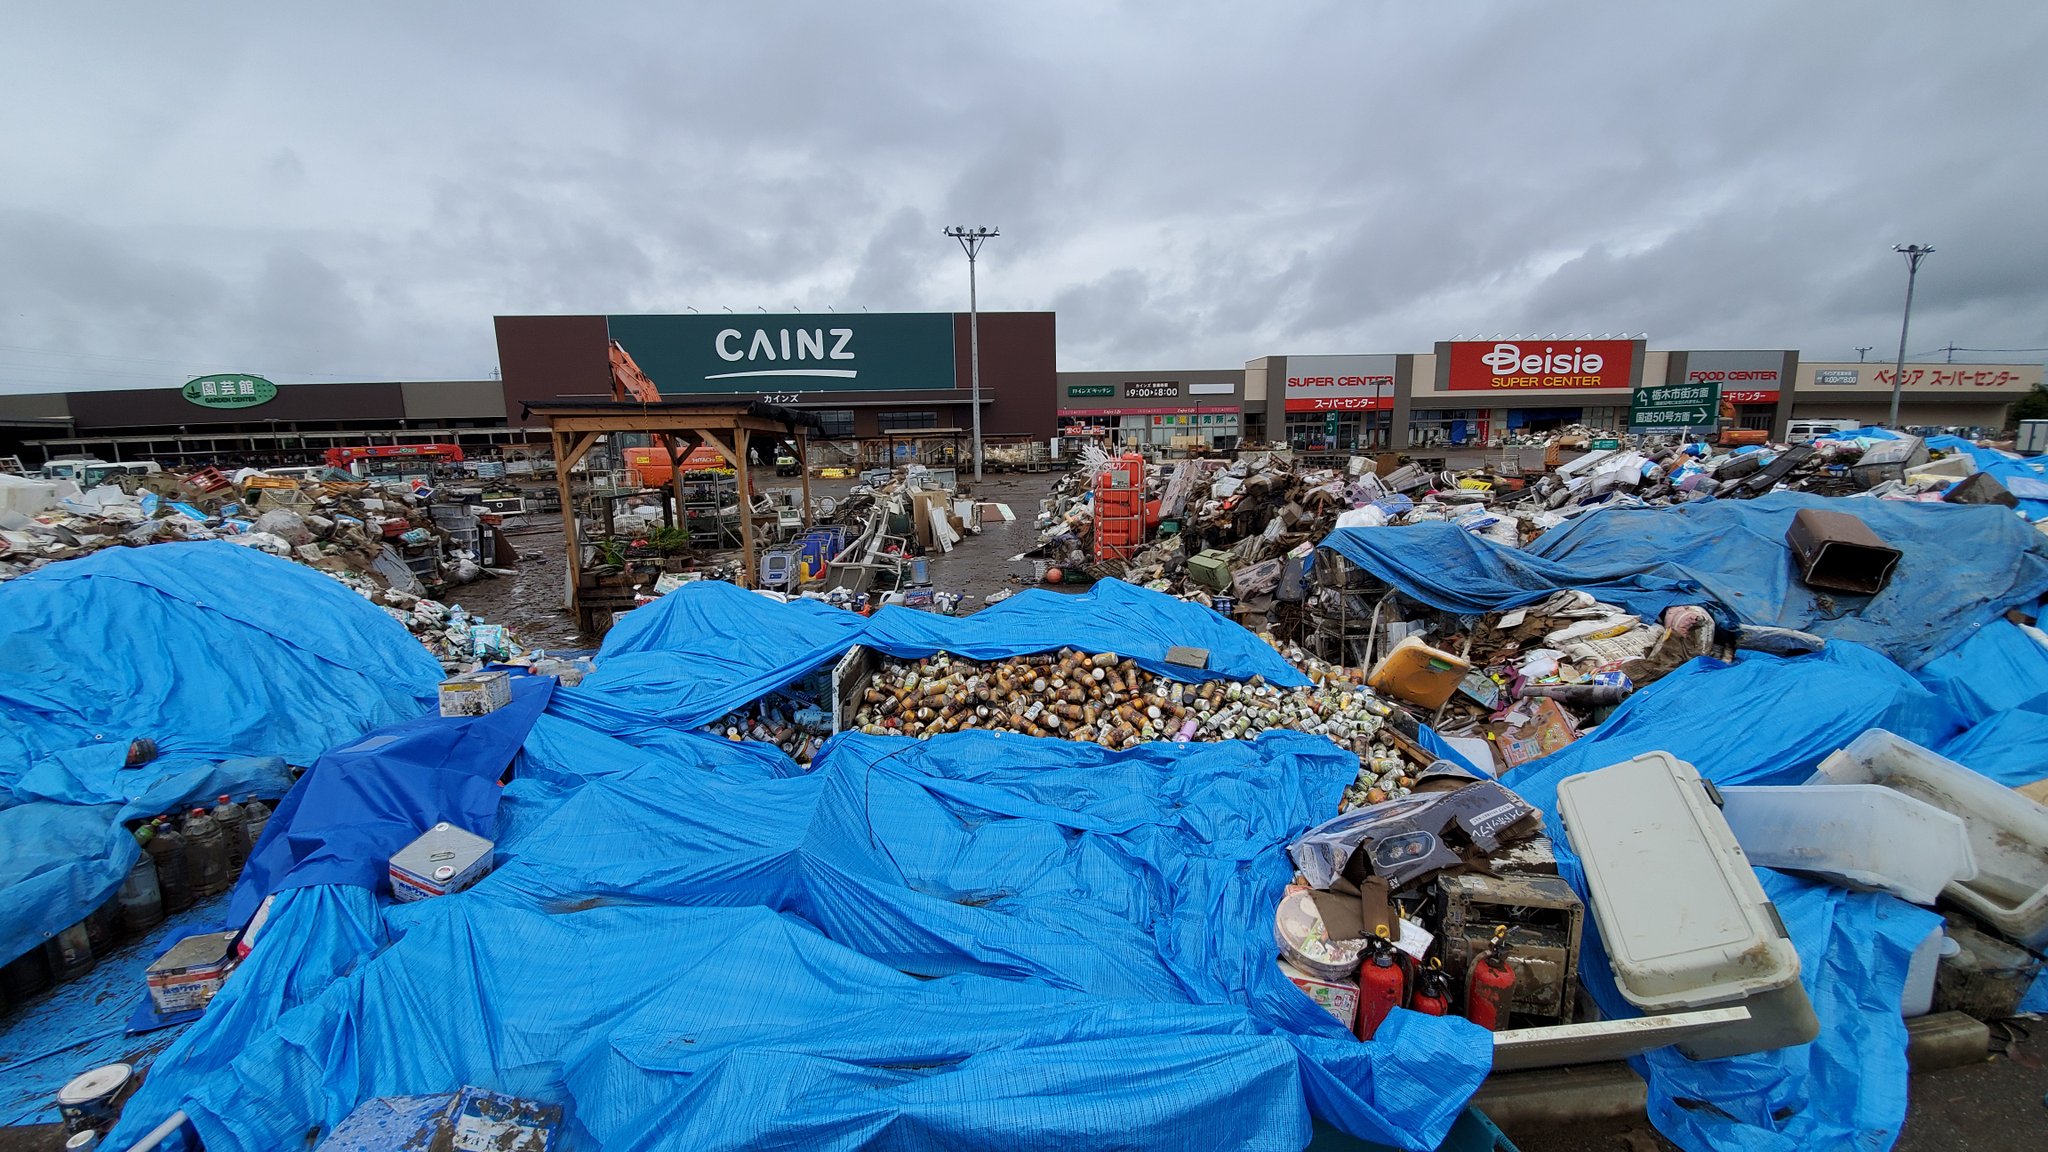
[[1466, 925, 1516, 1032], [1409, 957, 1451, 1017], [1355, 926, 1408, 1041]]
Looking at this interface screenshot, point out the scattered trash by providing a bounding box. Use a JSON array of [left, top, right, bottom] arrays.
[[389, 823, 496, 902]]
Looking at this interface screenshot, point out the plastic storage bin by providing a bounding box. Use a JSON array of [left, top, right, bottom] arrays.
[[1367, 637, 1473, 711], [1717, 783, 1977, 905], [1556, 751, 1818, 1060], [1810, 729, 2048, 949]]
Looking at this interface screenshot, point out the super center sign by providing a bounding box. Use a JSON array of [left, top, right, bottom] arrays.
[[1446, 339, 1635, 391], [1283, 354, 1395, 412]]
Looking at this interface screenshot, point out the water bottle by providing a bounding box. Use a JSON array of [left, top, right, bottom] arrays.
[[83, 896, 120, 959], [46, 922, 95, 982], [183, 808, 229, 898], [146, 818, 193, 913], [243, 797, 272, 854], [117, 834, 163, 935], [212, 795, 250, 877]]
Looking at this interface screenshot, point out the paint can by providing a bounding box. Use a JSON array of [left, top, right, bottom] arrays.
[[66, 1130, 100, 1152], [56, 1064, 132, 1135]]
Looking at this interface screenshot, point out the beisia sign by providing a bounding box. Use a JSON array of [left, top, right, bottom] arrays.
[[605, 313, 958, 395], [1446, 339, 1637, 391]]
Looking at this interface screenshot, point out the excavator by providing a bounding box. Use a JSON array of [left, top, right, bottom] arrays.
[[607, 340, 739, 484]]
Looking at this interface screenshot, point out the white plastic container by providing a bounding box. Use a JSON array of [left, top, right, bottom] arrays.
[[1716, 783, 1977, 905], [1899, 928, 1958, 1018], [1810, 729, 2048, 949], [1556, 751, 1818, 1060]]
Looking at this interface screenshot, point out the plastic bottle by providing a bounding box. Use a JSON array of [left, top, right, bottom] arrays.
[[83, 895, 120, 959], [146, 818, 193, 913], [46, 921, 95, 982], [243, 797, 272, 853], [183, 808, 229, 898], [117, 833, 164, 935], [212, 795, 250, 876]]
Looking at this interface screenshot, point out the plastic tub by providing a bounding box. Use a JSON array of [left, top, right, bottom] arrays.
[[1810, 729, 2048, 949], [1717, 783, 1977, 905]]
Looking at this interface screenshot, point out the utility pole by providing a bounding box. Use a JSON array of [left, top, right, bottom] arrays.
[[944, 226, 998, 480], [1888, 244, 1934, 428], [1856, 346, 1873, 362]]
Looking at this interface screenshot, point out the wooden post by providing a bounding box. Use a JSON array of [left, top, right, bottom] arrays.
[[551, 428, 600, 621], [797, 433, 813, 529], [735, 426, 754, 588], [661, 433, 689, 538]]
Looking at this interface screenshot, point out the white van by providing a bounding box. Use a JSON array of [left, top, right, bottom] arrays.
[[1785, 420, 1861, 444]]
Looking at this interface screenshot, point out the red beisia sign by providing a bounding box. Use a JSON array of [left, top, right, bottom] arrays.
[[1446, 339, 1636, 391]]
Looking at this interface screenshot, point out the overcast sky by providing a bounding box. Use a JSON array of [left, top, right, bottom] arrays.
[[2, 2, 2044, 394]]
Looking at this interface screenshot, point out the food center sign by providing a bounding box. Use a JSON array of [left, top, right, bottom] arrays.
[[604, 312, 957, 395], [1445, 339, 1635, 391], [1683, 351, 1785, 404], [1283, 355, 1395, 412]]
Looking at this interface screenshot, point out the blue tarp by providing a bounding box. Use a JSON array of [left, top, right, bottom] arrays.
[[1322, 493, 2048, 669], [0, 543, 440, 964], [224, 673, 555, 927], [112, 730, 1489, 1152]]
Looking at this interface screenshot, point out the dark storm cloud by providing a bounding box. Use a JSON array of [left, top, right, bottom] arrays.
[[1, 1, 2044, 394]]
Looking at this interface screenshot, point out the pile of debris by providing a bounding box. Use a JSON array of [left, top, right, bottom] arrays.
[[0, 466, 532, 669]]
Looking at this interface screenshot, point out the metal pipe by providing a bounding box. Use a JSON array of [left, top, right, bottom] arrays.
[[118, 1110, 190, 1152]]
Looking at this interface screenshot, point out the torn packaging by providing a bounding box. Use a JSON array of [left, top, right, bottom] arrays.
[[1291, 780, 1541, 890]]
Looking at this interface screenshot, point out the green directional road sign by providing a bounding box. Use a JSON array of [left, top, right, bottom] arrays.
[[1630, 381, 1720, 431]]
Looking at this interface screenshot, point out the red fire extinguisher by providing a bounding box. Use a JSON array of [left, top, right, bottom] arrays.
[[1409, 957, 1450, 1017], [1355, 926, 1408, 1041], [1466, 925, 1516, 1032]]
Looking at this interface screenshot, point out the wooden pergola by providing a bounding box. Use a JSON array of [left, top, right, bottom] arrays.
[[525, 400, 823, 617]]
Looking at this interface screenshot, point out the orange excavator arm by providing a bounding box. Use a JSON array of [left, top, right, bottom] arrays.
[[609, 340, 663, 403]]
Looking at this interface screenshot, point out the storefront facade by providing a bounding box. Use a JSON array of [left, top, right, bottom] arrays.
[[496, 311, 1057, 442], [1789, 362, 2041, 434], [1053, 370, 1245, 447]]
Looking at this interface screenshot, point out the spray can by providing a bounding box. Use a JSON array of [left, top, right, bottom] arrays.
[[1354, 927, 1407, 1041], [1465, 925, 1516, 1032], [1408, 957, 1450, 1017]]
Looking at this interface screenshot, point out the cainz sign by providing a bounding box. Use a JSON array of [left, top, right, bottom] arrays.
[[606, 313, 958, 395]]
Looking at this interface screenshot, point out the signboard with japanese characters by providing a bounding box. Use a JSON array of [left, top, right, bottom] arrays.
[[1630, 380, 1720, 431], [1283, 354, 1395, 412], [182, 374, 278, 409]]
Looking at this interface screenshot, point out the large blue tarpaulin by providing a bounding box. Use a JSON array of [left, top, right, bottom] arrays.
[[92, 580, 1487, 1152], [0, 543, 439, 964], [1322, 493, 2048, 669]]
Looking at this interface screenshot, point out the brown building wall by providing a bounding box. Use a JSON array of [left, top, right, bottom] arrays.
[[958, 311, 1056, 439], [495, 314, 613, 427], [63, 381, 407, 431]]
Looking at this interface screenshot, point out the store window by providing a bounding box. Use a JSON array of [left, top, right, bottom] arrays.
[[1737, 405, 1774, 431], [813, 409, 855, 438], [1408, 409, 1484, 448], [877, 410, 939, 433]]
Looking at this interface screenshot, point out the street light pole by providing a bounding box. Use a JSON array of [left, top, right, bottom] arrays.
[[944, 226, 998, 480], [1888, 244, 1934, 429]]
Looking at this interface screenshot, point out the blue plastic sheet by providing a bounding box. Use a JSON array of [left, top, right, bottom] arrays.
[[1322, 493, 2048, 669], [224, 674, 555, 927], [111, 730, 1489, 1152], [860, 580, 1311, 687], [0, 543, 439, 966]]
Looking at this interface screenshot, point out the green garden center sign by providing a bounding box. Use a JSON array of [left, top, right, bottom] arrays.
[[183, 374, 278, 409]]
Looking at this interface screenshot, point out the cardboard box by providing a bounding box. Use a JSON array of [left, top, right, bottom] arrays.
[[439, 670, 512, 718], [1485, 697, 1580, 769], [1278, 959, 1359, 1030], [451, 1087, 562, 1152]]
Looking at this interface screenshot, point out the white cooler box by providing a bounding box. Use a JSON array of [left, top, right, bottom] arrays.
[[1557, 751, 1819, 1061]]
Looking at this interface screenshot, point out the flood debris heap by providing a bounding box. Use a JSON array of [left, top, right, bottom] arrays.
[[0, 464, 538, 667]]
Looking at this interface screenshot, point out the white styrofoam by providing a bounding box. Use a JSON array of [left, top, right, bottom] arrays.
[[1717, 783, 1977, 905], [1810, 729, 2048, 949], [1556, 752, 1803, 1011]]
